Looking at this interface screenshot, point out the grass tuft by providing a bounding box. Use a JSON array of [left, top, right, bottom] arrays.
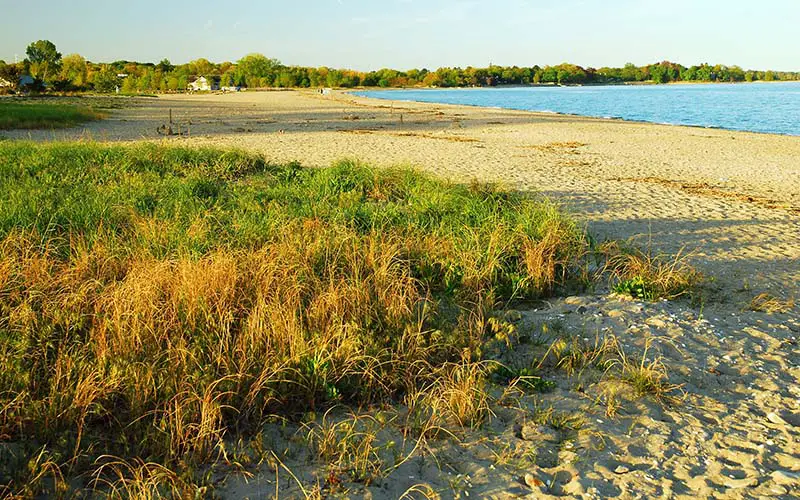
[[747, 293, 795, 313], [600, 242, 700, 301], [303, 411, 386, 485], [613, 339, 684, 406]]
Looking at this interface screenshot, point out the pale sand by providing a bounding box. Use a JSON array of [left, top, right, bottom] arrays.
[[5, 91, 798, 498]]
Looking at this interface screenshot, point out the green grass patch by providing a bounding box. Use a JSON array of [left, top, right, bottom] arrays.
[[0, 100, 105, 130], [0, 141, 591, 496]]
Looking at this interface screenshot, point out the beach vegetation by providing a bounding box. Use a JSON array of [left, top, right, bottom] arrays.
[[601, 242, 700, 301], [0, 141, 704, 496], [303, 411, 387, 485], [0, 141, 589, 495], [541, 334, 618, 378], [532, 406, 584, 433], [747, 293, 795, 314], [613, 339, 684, 406], [0, 99, 105, 129]]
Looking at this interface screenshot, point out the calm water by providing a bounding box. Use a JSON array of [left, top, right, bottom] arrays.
[[354, 82, 800, 136]]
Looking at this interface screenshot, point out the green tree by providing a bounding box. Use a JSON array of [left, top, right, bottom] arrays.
[[650, 65, 669, 83], [138, 69, 155, 91], [25, 40, 62, 82], [728, 66, 745, 82], [620, 63, 641, 82], [60, 53, 88, 88], [222, 70, 237, 87], [188, 58, 215, 76], [157, 59, 174, 73], [0, 60, 18, 84], [121, 75, 137, 93], [166, 76, 180, 91], [694, 64, 713, 81], [93, 66, 119, 93], [236, 53, 281, 86]]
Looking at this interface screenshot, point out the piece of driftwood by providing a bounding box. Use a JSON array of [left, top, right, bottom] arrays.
[[157, 109, 190, 136]]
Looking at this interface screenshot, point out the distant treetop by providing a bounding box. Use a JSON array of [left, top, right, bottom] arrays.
[[7, 39, 800, 93]]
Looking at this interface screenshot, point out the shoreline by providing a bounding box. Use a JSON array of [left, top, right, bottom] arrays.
[[346, 85, 800, 138]]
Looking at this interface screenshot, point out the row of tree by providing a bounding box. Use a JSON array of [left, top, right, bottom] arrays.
[[2, 40, 799, 94]]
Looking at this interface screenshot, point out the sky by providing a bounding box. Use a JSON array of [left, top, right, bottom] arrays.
[[1, 0, 798, 71]]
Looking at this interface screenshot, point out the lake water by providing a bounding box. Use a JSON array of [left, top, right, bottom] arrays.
[[354, 82, 800, 136]]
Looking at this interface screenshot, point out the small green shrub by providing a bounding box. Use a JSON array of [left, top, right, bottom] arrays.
[[613, 276, 655, 301]]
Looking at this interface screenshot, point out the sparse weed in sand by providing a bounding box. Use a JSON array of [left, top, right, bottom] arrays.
[[536, 327, 683, 411], [539, 333, 618, 377], [90, 458, 202, 500], [403, 360, 494, 438], [532, 406, 585, 432], [592, 379, 632, 418], [747, 292, 795, 313], [488, 361, 556, 394], [613, 339, 684, 406], [399, 483, 440, 499], [303, 411, 386, 485]]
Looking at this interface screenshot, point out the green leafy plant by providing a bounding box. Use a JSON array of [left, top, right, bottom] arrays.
[[613, 276, 655, 301]]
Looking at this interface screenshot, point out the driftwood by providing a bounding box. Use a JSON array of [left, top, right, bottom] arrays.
[[157, 109, 190, 136]]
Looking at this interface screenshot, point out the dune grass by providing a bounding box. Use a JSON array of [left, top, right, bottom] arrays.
[[0, 141, 594, 496], [0, 100, 105, 130], [600, 242, 700, 301]]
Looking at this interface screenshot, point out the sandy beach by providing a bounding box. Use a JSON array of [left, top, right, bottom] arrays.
[[4, 91, 798, 498]]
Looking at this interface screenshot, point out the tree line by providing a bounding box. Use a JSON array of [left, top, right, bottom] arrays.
[[2, 40, 799, 94]]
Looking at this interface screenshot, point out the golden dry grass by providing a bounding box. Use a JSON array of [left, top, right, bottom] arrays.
[[0, 141, 699, 496], [747, 293, 795, 313], [600, 241, 700, 301], [0, 142, 592, 496]]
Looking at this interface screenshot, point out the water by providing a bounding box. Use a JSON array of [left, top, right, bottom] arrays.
[[354, 82, 800, 136]]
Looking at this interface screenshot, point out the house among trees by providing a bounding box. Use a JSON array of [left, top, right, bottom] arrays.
[[18, 75, 36, 89], [187, 76, 220, 92]]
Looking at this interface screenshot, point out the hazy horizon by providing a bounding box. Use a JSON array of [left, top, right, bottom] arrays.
[[2, 0, 799, 72]]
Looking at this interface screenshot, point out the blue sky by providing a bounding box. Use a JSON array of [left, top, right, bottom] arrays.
[[1, 0, 798, 71]]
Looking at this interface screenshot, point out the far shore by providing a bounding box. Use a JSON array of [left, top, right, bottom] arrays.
[[342, 78, 799, 91]]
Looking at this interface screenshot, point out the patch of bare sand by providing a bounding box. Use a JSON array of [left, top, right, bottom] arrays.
[[5, 90, 798, 499]]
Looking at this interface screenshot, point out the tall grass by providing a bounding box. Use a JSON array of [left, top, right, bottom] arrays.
[[0, 100, 105, 130], [0, 141, 589, 495]]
